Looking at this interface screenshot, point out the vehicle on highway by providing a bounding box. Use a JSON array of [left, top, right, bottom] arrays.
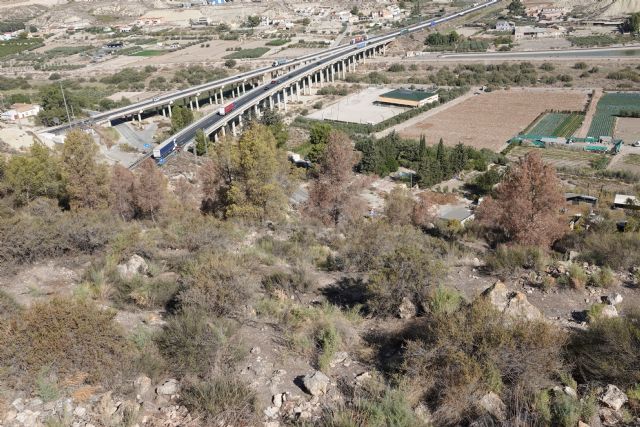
[[218, 103, 236, 116], [271, 79, 281, 85], [349, 35, 368, 45], [272, 59, 288, 67], [153, 139, 177, 159], [152, 97, 159, 102], [633, 141, 640, 147], [356, 41, 367, 49]]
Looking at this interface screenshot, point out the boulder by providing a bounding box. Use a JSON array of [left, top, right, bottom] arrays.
[[600, 305, 618, 319], [563, 386, 578, 399], [478, 392, 506, 421], [398, 297, 417, 319], [134, 375, 152, 397], [578, 421, 591, 427], [482, 281, 510, 312], [116, 254, 148, 280], [503, 292, 543, 322], [602, 293, 623, 306], [157, 379, 180, 396], [301, 371, 330, 396], [481, 282, 543, 322], [600, 384, 627, 411]]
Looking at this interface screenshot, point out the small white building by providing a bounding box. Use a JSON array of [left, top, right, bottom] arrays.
[[614, 194, 639, 209], [1, 104, 41, 121], [495, 20, 514, 32]]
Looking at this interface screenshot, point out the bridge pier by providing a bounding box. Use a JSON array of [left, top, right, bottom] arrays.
[[277, 92, 282, 110], [231, 120, 237, 136], [168, 106, 172, 117], [195, 97, 200, 111], [209, 91, 213, 105], [269, 95, 274, 110], [242, 81, 246, 94], [331, 65, 335, 83], [283, 89, 288, 112], [254, 104, 260, 118], [162, 108, 166, 118], [214, 132, 219, 142], [219, 88, 224, 104], [138, 112, 142, 122], [189, 99, 194, 111], [295, 82, 300, 101]]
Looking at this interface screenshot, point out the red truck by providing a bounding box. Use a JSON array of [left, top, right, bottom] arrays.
[[350, 35, 368, 45], [218, 102, 236, 116]]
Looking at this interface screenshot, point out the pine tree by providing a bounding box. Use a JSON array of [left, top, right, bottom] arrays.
[[451, 143, 468, 174], [61, 130, 110, 210], [435, 138, 447, 180], [418, 134, 427, 159], [133, 158, 166, 221]]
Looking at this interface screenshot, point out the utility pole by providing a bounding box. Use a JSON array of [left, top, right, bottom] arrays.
[[59, 82, 72, 124]]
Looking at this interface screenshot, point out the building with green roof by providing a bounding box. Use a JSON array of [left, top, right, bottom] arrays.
[[377, 88, 439, 108]]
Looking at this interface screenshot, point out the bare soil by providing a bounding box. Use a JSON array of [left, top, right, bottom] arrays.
[[614, 117, 640, 143], [397, 88, 589, 151]]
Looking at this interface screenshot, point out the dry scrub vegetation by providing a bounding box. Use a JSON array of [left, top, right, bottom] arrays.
[[0, 122, 639, 426]]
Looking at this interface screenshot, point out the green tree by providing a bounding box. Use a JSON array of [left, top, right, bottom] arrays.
[[435, 138, 448, 178], [307, 122, 332, 162], [246, 15, 261, 27], [224, 124, 289, 221], [508, 0, 525, 15], [195, 129, 212, 156], [37, 84, 81, 126], [4, 143, 62, 205], [260, 109, 289, 148], [60, 130, 110, 210], [625, 12, 640, 33], [171, 106, 194, 133], [450, 142, 468, 174], [302, 18, 311, 26]]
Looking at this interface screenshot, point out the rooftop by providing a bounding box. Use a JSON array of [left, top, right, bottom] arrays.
[[380, 88, 438, 102]]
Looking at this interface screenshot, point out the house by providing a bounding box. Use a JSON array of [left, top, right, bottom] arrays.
[[613, 194, 640, 210], [495, 20, 513, 32], [377, 89, 439, 108], [1, 104, 41, 121], [565, 193, 598, 207]]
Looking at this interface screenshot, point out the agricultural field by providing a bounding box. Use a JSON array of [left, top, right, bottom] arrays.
[[129, 50, 165, 57], [507, 145, 608, 170], [528, 112, 584, 138], [0, 38, 43, 58], [587, 92, 640, 138], [224, 47, 270, 59], [614, 117, 640, 143], [398, 89, 588, 151]]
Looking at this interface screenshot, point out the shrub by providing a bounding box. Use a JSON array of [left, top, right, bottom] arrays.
[[0, 298, 133, 390], [570, 311, 640, 387], [261, 267, 314, 297], [156, 309, 241, 377], [485, 245, 550, 273], [567, 263, 587, 288], [428, 286, 463, 315], [580, 232, 640, 270], [402, 299, 567, 425], [178, 253, 254, 317], [321, 388, 424, 427], [588, 267, 616, 288], [182, 377, 259, 425], [367, 241, 446, 316]]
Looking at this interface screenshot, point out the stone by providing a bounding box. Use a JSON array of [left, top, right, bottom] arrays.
[[599, 407, 622, 425], [563, 386, 578, 399], [28, 398, 43, 408], [329, 351, 349, 368], [157, 379, 180, 396], [264, 406, 280, 418], [569, 251, 580, 261], [4, 409, 17, 422], [74, 406, 87, 417], [600, 384, 628, 411], [116, 254, 148, 280], [602, 293, 623, 306], [398, 297, 416, 319], [482, 281, 510, 311], [414, 402, 432, 424], [600, 305, 619, 319], [250, 347, 261, 355], [478, 392, 506, 421], [578, 421, 591, 427], [273, 393, 283, 408], [134, 375, 152, 397], [12, 398, 25, 412], [301, 371, 330, 396], [503, 292, 543, 322], [264, 422, 280, 427], [16, 409, 40, 425], [354, 371, 372, 386]]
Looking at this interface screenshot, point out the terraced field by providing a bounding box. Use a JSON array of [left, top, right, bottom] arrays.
[[529, 113, 584, 137], [587, 93, 640, 138], [508, 145, 607, 169]]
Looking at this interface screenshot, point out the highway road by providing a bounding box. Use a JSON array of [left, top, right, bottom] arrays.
[[141, 0, 502, 167], [410, 45, 640, 61]]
